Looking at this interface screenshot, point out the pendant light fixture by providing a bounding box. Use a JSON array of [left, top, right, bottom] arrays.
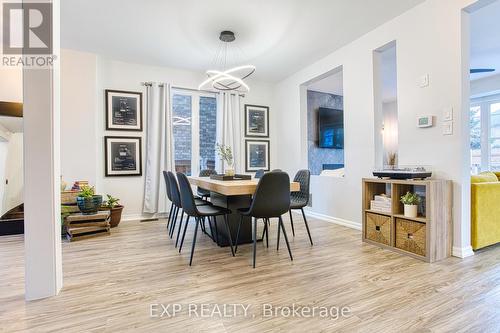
[[199, 31, 255, 93]]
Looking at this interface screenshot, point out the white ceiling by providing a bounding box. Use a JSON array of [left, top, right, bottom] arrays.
[[470, 0, 500, 81], [61, 0, 424, 82]]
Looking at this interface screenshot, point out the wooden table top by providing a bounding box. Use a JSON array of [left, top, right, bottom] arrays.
[[188, 176, 300, 196]]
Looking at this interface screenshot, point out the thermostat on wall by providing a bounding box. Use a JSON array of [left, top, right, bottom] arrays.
[[417, 115, 433, 128]]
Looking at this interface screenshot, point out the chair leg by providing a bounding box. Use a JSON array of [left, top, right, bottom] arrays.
[[179, 216, 190, 253], [252, 217, 257, 268], [189, 218, 200, 266], [264, 218, 269, 248], [277, 217, 281, 251], [301, 208, 313, 246], [170, 206, 179, 238], [201, 217, 206, 233], [235, 215, 243, 253], [175, 210, 184, 248], [166, 203, 173, 229], [223, 214, 235, 257], [279, 216, 293, 261], [289, 210, 295, 237]]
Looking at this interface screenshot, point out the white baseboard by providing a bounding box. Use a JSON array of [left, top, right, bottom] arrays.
[[121, 213, 167, 222], [301, 209, 362, 231], [452, 245, 475, 258]]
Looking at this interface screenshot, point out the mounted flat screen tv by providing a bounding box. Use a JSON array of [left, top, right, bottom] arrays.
[[318, 107, 344, 149]]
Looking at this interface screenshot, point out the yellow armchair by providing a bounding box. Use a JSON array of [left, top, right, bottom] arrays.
[[471, 174, 500, 250]]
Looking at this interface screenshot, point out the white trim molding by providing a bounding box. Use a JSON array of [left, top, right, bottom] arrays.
[[452, 246, 475, 258], [301, 209, 361, 231], [122, 213, 168, 222]]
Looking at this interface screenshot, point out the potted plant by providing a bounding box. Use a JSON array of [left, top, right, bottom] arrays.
[[216, 143, 235, 176], [400, 191, 421, 218], [76, 185, 102, 215], [101, 194, 124, 228]]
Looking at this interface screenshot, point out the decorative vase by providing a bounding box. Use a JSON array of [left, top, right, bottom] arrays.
[[76, 195, 103, 215], [404, 204, 418, 218], [225, 163, 235, 176]]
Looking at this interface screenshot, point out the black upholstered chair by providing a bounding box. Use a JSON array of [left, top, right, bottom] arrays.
[[254, 169, 265, 179], [166, 171, 209, 247], [288, 169, 313, 245], [176, 172, 235, 265], [235, 172, 293, 268], [197, 169, 217, 199], [162, 171, 175, 230]]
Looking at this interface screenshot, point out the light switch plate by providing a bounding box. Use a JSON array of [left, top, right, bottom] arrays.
[[420, 74, 429, 88], [444, 106, 453, 121], [443, 121, 453, 135]]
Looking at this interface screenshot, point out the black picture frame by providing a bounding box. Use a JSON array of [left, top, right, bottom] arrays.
[[105, 89, 143, 131], [104, 136, 142, 177], [245, 140, 270, 172], [244, 104, 269, 138]]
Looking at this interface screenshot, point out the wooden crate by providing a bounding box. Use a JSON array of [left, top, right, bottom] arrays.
[[395, 218, 426, 257], [65, 211, 110, 242], [365, 212, 391, 246]]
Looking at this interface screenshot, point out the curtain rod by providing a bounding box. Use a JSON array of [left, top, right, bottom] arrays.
[[140, 82, 245, 97]]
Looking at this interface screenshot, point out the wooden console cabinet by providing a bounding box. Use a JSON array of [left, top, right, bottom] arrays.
[[362, 178, 452, 262]]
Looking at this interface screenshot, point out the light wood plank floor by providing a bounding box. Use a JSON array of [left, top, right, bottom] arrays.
[[1, 214, 499, 333]]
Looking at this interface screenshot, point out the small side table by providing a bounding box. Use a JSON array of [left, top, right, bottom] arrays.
[[65, 211, 111, 241]]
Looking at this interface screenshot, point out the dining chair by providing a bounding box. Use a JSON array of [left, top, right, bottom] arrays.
[[166, 171, 210, 247], [287, 169, 313, 245], [254, 169, 265, 179], [176, 172, 235, 266], [197, 169, 217, 200], [162, 171, 174, 230], [235, 171, 293, 268]]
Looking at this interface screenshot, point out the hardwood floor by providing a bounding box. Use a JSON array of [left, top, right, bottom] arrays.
[[1, 214, 499, 332]]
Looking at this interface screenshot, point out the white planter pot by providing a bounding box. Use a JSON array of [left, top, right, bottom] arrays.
[[404, 204, 418, 218]]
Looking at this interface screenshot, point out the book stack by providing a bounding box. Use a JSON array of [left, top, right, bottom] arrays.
[[370, 194, 392, 213], [65, 211, 111, 241]]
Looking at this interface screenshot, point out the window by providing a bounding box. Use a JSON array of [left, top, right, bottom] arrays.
[[470, 96, 500, 173], [172, 90, 217, 176]]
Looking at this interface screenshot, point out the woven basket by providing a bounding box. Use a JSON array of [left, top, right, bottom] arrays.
[[395, 218, 426, 256], [366, 212, 391, 246]]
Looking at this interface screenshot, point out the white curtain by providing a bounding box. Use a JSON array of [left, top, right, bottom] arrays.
[[216, 92, 243, 173], [143, 83, 175, 214]]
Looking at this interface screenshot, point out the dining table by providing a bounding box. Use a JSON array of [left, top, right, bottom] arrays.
[[188, 176, 300, 246]]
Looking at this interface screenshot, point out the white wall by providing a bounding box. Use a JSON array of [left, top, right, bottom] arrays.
[[61, 50, 98, 186], [0, 68, 22, 102], [273, 0, 475, 254], [61, 50, 275, 219]]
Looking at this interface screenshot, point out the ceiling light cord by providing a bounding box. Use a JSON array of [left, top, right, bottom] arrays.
[[199, 30, 255, 93]]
